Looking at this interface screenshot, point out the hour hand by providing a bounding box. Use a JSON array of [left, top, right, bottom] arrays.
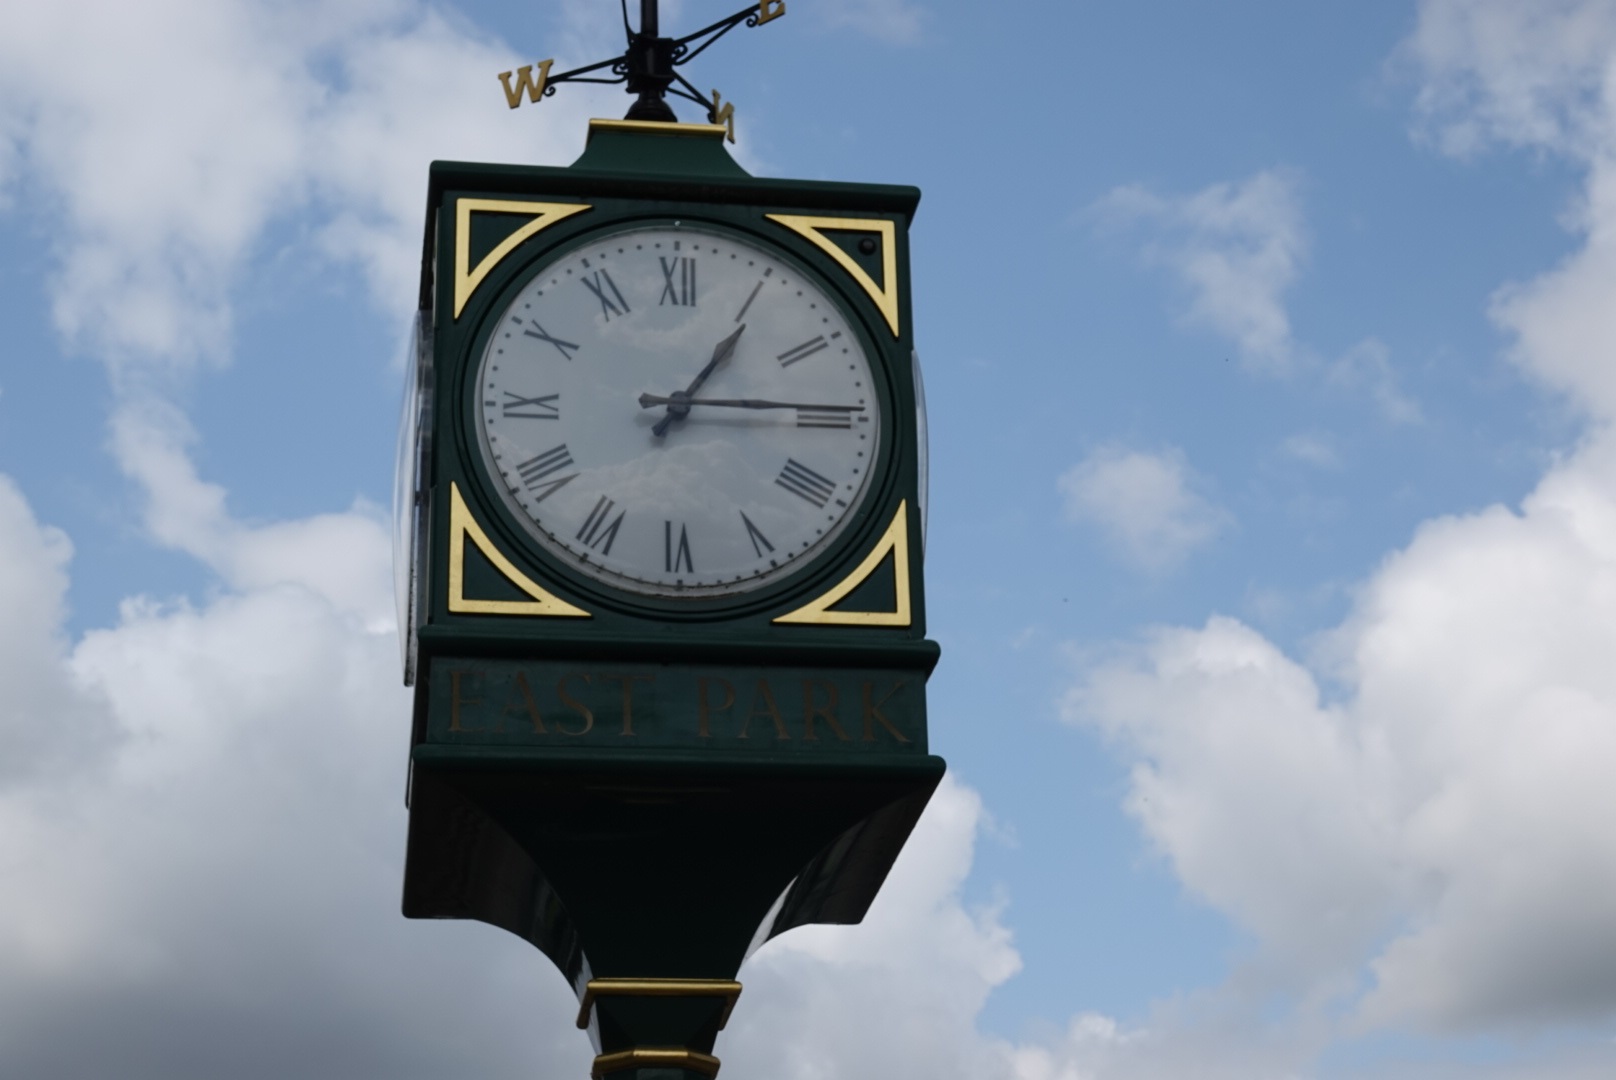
[[653, 324, 747, 438]]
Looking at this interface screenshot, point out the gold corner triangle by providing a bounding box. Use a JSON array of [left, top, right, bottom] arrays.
[[447, 482, 590, 617], [764, 213, 900, 337], [774, 500, 910, 626], [453, 198, 591, 319]]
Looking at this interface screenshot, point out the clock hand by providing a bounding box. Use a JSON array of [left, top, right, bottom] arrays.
[[640, 394, 865, 412], [652, 323, 747, 438]]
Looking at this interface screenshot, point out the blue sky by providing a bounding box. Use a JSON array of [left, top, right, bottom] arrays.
[[5, 1, 1616, 1077]]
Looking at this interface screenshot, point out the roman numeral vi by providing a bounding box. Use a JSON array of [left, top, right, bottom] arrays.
[[664, 521, 694, 573]]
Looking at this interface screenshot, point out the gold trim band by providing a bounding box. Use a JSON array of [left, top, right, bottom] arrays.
[[591, 1049, 722, 1079], [588, 118, 729, 139], [576, 978, 743, 1030]]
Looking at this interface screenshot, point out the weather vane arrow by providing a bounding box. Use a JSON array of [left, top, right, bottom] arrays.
[[497, 0, 785, 143]]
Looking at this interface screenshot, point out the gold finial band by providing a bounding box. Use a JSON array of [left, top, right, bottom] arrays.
[[591, 1048, 722, 1078], [576, 978, 744, 1030]]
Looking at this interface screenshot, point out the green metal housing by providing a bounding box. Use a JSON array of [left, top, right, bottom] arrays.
[[401, 123, 942, 1080]]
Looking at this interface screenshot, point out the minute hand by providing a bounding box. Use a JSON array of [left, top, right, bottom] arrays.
[[639, 394, 864, 412]]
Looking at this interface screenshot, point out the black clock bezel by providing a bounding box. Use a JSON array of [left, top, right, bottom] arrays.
[[449, 211, 905, 624]]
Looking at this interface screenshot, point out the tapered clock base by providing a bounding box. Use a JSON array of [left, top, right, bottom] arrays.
[[403, 749, 943, 1075]]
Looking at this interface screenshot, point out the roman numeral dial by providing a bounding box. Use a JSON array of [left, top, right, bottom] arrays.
[[474, 225, 883, 598]]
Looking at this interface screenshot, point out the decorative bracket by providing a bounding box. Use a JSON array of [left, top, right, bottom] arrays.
[[774, 500, 911, 626], [454, 199, 591, 319], [447, 483, 591, 617], [765, 214, 900, 337]]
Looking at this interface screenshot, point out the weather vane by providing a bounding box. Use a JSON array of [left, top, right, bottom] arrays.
[[498, 0, 786, 142]]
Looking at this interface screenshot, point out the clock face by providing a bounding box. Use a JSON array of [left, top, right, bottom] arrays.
[[472, 223, 884, 599]]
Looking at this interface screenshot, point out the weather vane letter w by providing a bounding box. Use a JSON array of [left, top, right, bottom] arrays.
[[499, 60, 555, 109]]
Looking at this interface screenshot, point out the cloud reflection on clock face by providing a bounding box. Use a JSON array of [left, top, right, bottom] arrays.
[[474, 224, 883, 598]]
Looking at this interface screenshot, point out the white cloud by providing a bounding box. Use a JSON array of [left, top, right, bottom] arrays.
[[109, 398, 393, 625], [1327, 337, 1423, 424], [0, 467, 599, 1079], [1094, 169, 1306, 372], [1067, 431, 1616, 1034], [1405, 0, 1616, 423], [1049, 0, 1616, 1053], [1094, 175, 1420, 422], [0, 0, 597, 371], [1059, 446, 1230, 572], [1402, 0, 1616, 160], [0, 476, 114, 785], [726, 775, 1022, 1079], [815, 0, 927, 44], [1280, 433, 1342, 469]]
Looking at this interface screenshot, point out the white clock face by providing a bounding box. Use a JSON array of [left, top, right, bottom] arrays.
[[473, 224, 883, 598]]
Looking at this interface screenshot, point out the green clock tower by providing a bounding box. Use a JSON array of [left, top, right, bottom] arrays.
[[395, 5, 942, 1076]]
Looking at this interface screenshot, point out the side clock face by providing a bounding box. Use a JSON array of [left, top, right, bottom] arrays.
[[472, 224, 884, 599]]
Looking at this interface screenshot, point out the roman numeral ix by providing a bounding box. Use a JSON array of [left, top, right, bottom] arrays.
[[659, 256, 697, 307], [581, 268, 630, 320], [502, 391, 559, 419], [577, 495, 625, 555], [664, 521, 694, 574], [775, 459, 837, 508]]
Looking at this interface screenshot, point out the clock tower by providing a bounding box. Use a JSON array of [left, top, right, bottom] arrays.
[[395, 7, 941, 1077]]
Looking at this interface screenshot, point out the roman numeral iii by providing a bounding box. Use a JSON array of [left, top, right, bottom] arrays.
[[775, 459, 836, 507], [659, 256, 697, 307], [796, 407, 852, 429]]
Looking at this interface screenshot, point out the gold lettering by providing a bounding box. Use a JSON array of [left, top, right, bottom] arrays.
[[755, 0, 786, 27], [698, 676, 735, 738], [737, 679, 790, 740], [495, 670, 546, 734], [861, 680, 910, 743], [709, 89, 736, 144], [498, 60, 554, 109], [802, 679, 849, 742], [601, 674, 654, 736], [449, 670, 483, 732], [556, 673, 595, 736]]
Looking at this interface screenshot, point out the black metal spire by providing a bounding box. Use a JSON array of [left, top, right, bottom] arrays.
[[500, 0, 785, 126]]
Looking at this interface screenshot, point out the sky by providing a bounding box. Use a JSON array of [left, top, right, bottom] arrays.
[[3, 0, 1616, 1076]]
